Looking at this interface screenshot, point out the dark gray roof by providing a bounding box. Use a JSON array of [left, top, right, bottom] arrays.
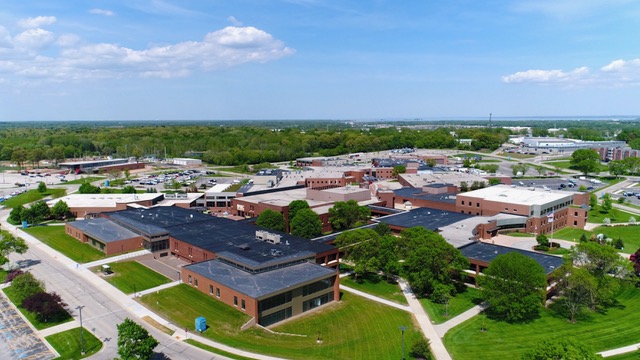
[[185, 259, 337, 299], [366, 205, 405, 214], [393, 187, 457, 204], [459, 242, 563, 275], [69, 218, 139, 243], [376, 207, 473, 231]]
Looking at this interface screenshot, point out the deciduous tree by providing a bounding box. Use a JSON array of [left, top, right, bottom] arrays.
[[479, 252, 546, 322], [255, 209, 285, 232], [570, 149, 601, 175], [11, 272, 45, 305], [288, 200, 310, 223], [117, 318, 159, 360], [290, 208, 322, 239], [328, 200, 370, 231], [521, 338, 602, 360], [0, 230, 28, 267], [22, 291, 69, 323], [51, 200, 71, 220], [552, 265, 598, 322]]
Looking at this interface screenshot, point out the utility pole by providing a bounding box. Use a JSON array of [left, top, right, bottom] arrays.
[[399, 325, 407, 360], [76, 305, 85, 355]]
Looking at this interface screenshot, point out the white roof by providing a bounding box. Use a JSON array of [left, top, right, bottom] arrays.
[[205, 184, 234, 194], [459, 185, 573, 206], [47, 193, 162, 208]]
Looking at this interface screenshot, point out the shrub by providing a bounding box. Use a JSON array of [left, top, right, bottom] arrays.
[[22, 291, 69, 323], [11, 272, 45, 305], [4, 269, 24, 283], [410, 337, 433, 360]]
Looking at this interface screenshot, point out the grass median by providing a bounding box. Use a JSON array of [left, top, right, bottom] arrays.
[[100, 261, 171, 294], [2, 286, 72, 330], [46, 327, 102, 359], [552, 225, 640, 254], [420, 287, 482, 324], [24, 226, 105, 263], [140, 284, 422, 360], [3, 188, 66, 209], [444, 282, 640, 360], [340, 272, 407, 305]]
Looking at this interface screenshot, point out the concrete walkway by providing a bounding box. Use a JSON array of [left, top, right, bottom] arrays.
[[599, 343, 640, 357], [82, 249, 151, 269], [433, 303, 488, 337], [130, 281, 181, 298], [339, 285, 411, 312], [397, 279, 452, 360]]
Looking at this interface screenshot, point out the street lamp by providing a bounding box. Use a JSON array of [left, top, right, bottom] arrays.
[[399, 325, 407, 360], [76, 305, 85, 355]]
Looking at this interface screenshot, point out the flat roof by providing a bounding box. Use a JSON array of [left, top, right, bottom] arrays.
[[58, 158, 127, 166], [459, 242, 563, 274], [393, 187, 457, 204], [47, 193, 163, 209], [205, 183, 234, 194], [458, 185, 572, 206], [68, 218, 139, 243], [399, 172, 489, 188], [185, 260, 337, 299], [376, 207, 473, 231]]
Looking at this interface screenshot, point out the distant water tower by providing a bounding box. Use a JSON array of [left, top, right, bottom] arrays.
[[489, 113, 492, 127]]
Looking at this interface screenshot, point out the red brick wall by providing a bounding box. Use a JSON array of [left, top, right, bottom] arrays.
[[170, 237, 216, 263]]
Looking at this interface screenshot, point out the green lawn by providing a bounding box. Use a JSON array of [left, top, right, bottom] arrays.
[[24, 226, 105, 263], [0, 269, 6, 283], [420, 287, 482, 324], [3, 286, 73, 330], [606, 352, 640, 360], [141, 285, 422, 360], [101, 261, 171, 294], [340, 273, 407, 305], [444, 283, 640, 360], [46, 327, 103, 359], [588, 207, 638, 224], [60, 176, 105, 185], [185, 339, 258, 360], [551, 227, 592, 242], [3, 188, 66, 209], [551, 225, 640, 254], [503, 232, 535, 237]]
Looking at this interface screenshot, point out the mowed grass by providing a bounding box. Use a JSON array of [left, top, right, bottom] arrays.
[[60, 176, 105, 185], [185, 339, 258, 360], [101, 261, 170, 294], [444, 283, 640, 360], [24, 226, 105, 263], [3, 188, 66, 209], [3, 286, 73, 330], [340, 273, 407, 305], [552, 225, 640, 254], [606, 352, 640, 360], [503, 232, 535, 238], [420, 287, 482, 324], [588, 206, 637, 224], [46, 327, 102, 359], [141, 285, 422, 360]]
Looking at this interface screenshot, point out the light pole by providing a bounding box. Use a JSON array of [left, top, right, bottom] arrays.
[[399, 325, 407, 360], [76, 305, 85, 355]]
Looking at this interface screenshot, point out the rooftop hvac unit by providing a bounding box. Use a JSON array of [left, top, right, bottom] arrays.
[[255, 230, 268, 240], [267, 233, 281, 244]]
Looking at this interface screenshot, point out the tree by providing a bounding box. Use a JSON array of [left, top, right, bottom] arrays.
[[374, 222, 391, 236], [522, 338, 602, 360], [570, 149, 601, 175], [122, 185, 137, 194], [8, 205, 25, 224], [10, 272, 45, 305], [479, 252, 546, 322], [288, 200, 310, 223], [0, 230, 28, 267], [117, 318, 159, 360], [410, 337, 433, 360], [335, 229, 381, 279], [392, 165, 406, 177], [589, 193, 598, 209], [22, 291, 69, 323], [51, 200, 71, 220], [608, 160, 627, 178], [553, 265, 598, 322], [290, 208, 322, 238], [328, 200, 371, 231], [459, 181, 469, 192], [37, 182, 47, 193], [23, 200, 50, 224], [255, 209, 285, 232], [402, 227, 468, 296], [79, 182, 101, 194], [535, 234, 549, 248], [601, 193, 613, 213]]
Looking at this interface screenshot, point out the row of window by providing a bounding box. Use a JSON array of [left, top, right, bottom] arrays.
[[186, 275, 246, 311], [460, 200, 481, 207]]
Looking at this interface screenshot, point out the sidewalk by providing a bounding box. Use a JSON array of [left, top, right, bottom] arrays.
[[599, 343, 640, 357], [434, 303, 488, 337], [398, 279, 452, 360], [339, 285, 411, 312]]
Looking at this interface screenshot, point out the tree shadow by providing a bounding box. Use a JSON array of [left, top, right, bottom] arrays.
[[15, 259, 41, 269]]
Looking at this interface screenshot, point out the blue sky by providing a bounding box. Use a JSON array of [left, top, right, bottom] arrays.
[[0, 0, 639, 121]]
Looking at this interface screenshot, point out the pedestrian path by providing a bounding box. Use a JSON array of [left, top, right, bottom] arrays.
[[82, 249, 151, 269], [339, 285, 411, 312], [398, 279, 452, 360], [600, 343, 640, 358], [130, 281, 181, 298], [434, 303, 488, 337]]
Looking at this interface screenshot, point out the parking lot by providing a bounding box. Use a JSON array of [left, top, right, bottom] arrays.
[[0, 295, 55, 360], [510, 177, 606, 193]]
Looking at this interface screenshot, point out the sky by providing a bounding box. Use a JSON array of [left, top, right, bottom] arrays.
[[0, 0, 639, 121]]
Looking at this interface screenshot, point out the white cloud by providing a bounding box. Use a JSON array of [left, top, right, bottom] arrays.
[[89, 8, 115, 16], [0, 25, 294, 83], [18, 16, 56, 28], [13, 28, 56, 49], [0, 26, 12, 48], [503, 59, 640, 86], [227, 16, 243, 26]]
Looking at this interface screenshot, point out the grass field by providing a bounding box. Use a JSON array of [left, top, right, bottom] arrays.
[[60, 176, 105, 185], [24, 226, 105, 263], [3, 188, 66, 209], [444, 283, 640, 360], [0, 269, 6, 283], [185, 339, 257, 360], [606, 352, 640, 360], [3, 286, 73, 330], [588, 207, 638, 224], [503, 232, 535, 237], [140, 285, 422, 360], [551, 227, 592, 242], [420, 287, 482, 324], [46, 327, 102, 359], [101, 261, 170, 294], [551, 225, 640, 254], [340, 273, 407, 305]]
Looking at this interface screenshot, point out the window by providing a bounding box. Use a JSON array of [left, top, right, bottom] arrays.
[[461, 201, 465, 205], [234, 296, 238, 307], [476, 202, 480, 207], [241, 300, 246, 310], [209, 285, 213, 295], [188, 275, 192, 284], [194, 278, 198, 287], [216, 288, 220, 298]]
